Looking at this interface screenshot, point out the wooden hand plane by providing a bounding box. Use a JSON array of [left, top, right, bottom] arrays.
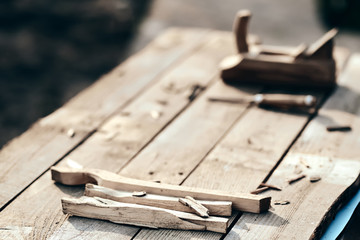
[[221, 10, 338, 89]]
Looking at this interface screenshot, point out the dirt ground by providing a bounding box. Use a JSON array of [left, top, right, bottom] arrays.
[[0, 0, 359, 147]]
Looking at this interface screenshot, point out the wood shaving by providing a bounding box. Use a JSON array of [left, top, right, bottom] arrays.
[[274, 200, 290, 205], [310, 175, 321, 183], [132, 191, 147, 197], [67, 128, 75, 138]]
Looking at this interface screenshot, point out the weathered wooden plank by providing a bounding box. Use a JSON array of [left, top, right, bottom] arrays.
[[226, 54, 360, 240], [0, 28, 208, 209], [133, 49, 350, 240], [0, 30, 240, 239], [118, 82, 258, 184], [0, 26, 351, 240], [50, 52, 260, 238]]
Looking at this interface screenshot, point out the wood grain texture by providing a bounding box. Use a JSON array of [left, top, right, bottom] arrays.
[[226, 54, 360, 240], [61, 196, 229, 233], [133, 47, 350, 240], [0, 26, 353, 240], [51, 167, 268, 213], [56, 31, 236, 173], [84, 184, 232, 216], [0, 28, 207, 209], [118, 80, 258, 184], [0, 29, 241, 239]]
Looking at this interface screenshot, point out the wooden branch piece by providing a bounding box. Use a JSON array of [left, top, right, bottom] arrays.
[[51, 166, 270, 213], [62, 196, 229, 233], [179, 196, 210, 218], [85, 184, 232, 216]]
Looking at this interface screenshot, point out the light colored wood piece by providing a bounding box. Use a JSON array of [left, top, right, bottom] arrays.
[[51, 166, 270, 213], [85, 184, 232, 216], [62, 196, 229, 233], [227, 54, 360, 240], [306, 28, 337, 59], [179, 196, 210, 218]]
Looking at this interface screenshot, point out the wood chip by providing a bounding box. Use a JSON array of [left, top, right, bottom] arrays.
[[300, 158, 311, 168], [274, 200, 290, 205], [150, 110, 162, 119], [67, 128, 75, 138], [287, 174, 306, 184], [250, 186, 270, 194], [309, 175, 322, 183], [179, 196, 210, 218], [188, 84, 205, 101], [326, 126, 352, 132], [260, 183, 282, 191], [132, 191, 147, 197]]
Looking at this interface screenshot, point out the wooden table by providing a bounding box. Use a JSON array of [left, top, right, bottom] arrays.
[[0, 28, 359, 239]]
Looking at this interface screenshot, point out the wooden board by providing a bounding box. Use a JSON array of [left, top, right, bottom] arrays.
[[0, 28, 208, 209], [131, 46, 351, 240], [226, 54, 360, 240], [0, 27, 357, 240], [0, 29, 244, 239]]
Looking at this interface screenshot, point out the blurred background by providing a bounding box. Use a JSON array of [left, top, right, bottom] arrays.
[[0, 0, 359, 147]]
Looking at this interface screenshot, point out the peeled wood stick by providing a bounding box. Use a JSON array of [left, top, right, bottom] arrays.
[[85, 184, 232, 216], [62, 196, 229, 233], [179, 196, 210, 218], [51, 166, 271, 213]]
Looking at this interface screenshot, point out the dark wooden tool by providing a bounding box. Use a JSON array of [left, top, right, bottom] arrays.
[[221, 9, 337, 89]]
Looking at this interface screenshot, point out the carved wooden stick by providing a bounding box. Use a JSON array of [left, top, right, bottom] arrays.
[[51, 166, 271, 213], [85, 184, 232, 216], [62, 196, 229, 233]]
